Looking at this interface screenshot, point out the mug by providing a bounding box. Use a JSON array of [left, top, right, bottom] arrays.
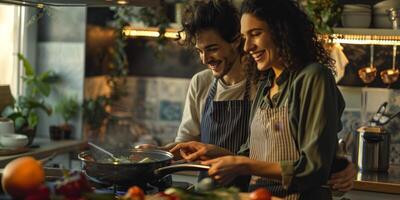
[[0, 118, 15, 134]]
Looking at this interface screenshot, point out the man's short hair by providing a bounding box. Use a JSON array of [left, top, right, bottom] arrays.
[[179, 0, 240, 47]]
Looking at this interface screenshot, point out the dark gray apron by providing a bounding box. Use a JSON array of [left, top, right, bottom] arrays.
[[199, 78, 251, 191]]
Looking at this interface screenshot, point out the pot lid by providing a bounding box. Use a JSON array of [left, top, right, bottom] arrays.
[[0, 0, 160, 7], [357, 125, 386, 134]]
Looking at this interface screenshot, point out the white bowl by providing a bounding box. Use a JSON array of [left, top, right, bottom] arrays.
[[0, 133, 28, 148], [342, 12, 372, 28], [373, 13, 395, 28], [374, 0, 400, 9], [343, 4, 371, 12]]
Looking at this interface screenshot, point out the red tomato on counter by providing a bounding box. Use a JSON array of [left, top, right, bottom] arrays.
[[249, 188, 272, 200], [125, 186, 145, 200]]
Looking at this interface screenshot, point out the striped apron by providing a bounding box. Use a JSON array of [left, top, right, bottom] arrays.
[[249, 101, 300, 200], [199, 78, 251, 191]]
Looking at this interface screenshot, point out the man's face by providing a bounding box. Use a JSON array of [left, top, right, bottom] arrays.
[[195, 29, 239, 78]]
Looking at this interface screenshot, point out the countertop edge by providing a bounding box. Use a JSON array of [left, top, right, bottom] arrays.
[[354, 180, 400, 194]]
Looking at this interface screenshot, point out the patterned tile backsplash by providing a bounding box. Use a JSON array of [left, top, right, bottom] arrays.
[[85, 76, 400, 164]]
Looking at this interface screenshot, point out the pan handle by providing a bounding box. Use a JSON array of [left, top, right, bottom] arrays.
[[154, 163, 210, 177]]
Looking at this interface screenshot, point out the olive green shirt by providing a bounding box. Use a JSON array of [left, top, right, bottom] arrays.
[[239, 63, 345, 196]]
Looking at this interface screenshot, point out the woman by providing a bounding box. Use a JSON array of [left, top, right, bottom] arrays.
[[171, 0, 346, 199]]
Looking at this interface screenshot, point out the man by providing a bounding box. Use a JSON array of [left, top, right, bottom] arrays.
[[143, 0, 355, 192]]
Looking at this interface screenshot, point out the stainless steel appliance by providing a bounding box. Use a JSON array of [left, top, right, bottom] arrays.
[[353, 126, 390, 172]]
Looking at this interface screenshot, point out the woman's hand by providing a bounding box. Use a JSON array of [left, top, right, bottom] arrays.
[[327, 162, 356, 192], [201, 156, 250, 186], [169, 141, 232, 162]]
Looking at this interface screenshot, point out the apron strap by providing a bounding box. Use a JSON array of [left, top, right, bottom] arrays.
[[208, 78, 219, 100], [244, 79, 251, 100]]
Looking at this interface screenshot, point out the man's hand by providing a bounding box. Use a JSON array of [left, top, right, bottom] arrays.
[[327, 161, 356, 192], [201, 156, 250, 186], [169, 141, 232, 162]]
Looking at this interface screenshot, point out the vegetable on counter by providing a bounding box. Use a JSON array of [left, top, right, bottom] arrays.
[[249, 188, 272, 200]]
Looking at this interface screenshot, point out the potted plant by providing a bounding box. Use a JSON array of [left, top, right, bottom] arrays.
[[53, 96, 79, 140], [300, 0, 342, 34], [2, 53, 59, 145], [82, 96, 110, 141]]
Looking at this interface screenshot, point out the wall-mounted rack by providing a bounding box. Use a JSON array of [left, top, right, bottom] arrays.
[[122, 26, 400, 46], [328, 28, 400, 46], [122, 26, 181, 39]]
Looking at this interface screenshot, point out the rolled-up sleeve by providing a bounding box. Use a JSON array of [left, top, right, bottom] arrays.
[[282, 65, 345, 192]]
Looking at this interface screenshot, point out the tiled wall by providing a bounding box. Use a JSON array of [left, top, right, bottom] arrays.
[[85, 76, 400, 164]]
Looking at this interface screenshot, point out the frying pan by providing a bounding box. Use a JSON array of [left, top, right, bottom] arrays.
[[78, 149, 209, 186]]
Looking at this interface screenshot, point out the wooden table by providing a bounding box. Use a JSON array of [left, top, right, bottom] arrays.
[[0, 138, 86, 167]]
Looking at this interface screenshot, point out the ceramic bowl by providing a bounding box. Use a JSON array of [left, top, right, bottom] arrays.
[[342, 12, 372, 28], [0, 118, 14, 134], [0, 133, 29, 148]]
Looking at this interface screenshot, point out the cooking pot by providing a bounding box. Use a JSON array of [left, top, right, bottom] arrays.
[[352, 126, 390, 172], [78, 149, 210, 186]]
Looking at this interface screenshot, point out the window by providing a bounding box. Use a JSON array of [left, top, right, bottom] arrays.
[[0, 4, 24, 97]]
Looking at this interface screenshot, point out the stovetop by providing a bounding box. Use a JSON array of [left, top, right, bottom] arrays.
[[88, 174, 193, 195]]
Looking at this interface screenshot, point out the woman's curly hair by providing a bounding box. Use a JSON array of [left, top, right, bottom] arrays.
[[240, 0, 336, 82]]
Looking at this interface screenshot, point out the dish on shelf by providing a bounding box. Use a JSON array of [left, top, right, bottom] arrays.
[[0, 133, 29, 149]]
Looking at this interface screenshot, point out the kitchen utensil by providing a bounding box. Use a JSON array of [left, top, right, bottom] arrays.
[[377, 110, 400, 125], [78, 149, 210, 186], [380, 9, 400, 86], [358, 45, 377, 84], [88, 142, 121, 163], [352, 126, 390, 172], [370, 101, 388, 125], [388, 8, 400, 28], [380, 45, 399, 85]]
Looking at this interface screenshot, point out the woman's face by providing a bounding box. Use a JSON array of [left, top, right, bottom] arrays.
[[240, 13, 278, 71]]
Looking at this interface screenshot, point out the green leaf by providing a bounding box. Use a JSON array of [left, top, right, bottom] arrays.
[[2, 106, 16, 118], [35, 81, 51, 97], [15, 117, 26, 131], [17, 53, 35, 76], [28, 112, 38, 128]]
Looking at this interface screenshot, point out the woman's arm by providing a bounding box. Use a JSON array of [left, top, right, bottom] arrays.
[[282, 64, 345, 191]]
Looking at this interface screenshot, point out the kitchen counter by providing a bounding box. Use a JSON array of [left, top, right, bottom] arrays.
[[0, 138, 86, 167], [353, 165, 400, 194]]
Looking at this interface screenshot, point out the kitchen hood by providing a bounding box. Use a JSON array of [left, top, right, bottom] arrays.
[[0, 0, 160, 7]]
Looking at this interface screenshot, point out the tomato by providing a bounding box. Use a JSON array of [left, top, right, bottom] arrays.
[[249, 188, 272, 200], [155, 192, 180, 200], [25, 185, 50, 200], [55, 171, 93, 198], [125, 186, 145, 200]]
